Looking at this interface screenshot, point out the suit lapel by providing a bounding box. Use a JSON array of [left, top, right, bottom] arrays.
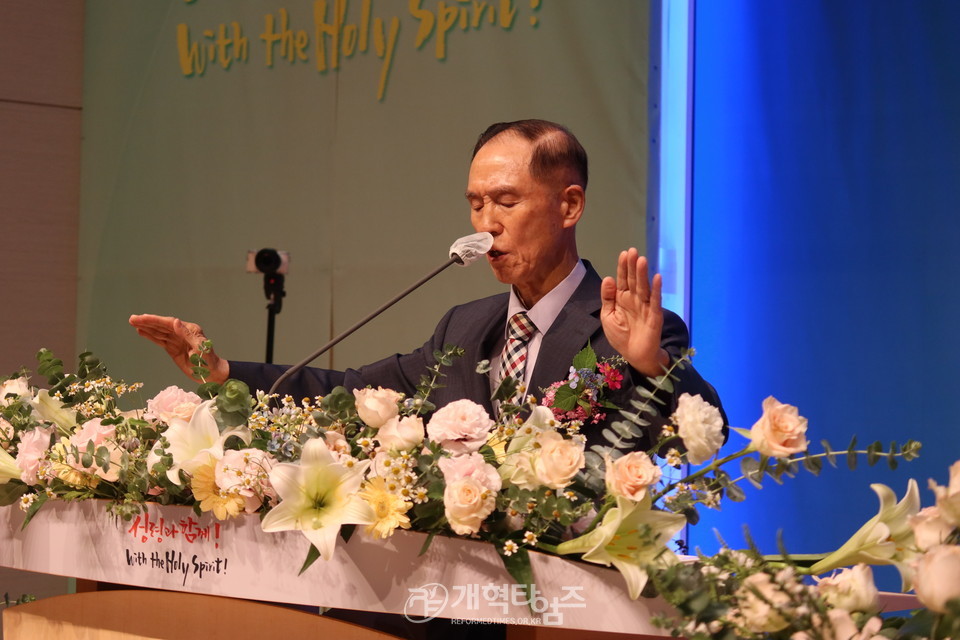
[[528, 265, 603, 399]]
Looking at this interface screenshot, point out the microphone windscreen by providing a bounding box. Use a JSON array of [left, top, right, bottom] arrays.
[[449, 232, 494, 266]]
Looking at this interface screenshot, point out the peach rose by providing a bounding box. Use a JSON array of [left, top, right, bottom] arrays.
[[909, 506, 955, 551], [353, 387, 402, 429], [816, 564, 879, 612], [146, 386, 203, 423], [928, 459, 960, 527], [443, 477, 496, 536], [427, 399, 494, 455], [750, 396, 808, 458], [605, 451, 663, 501], [376, 415, 425, 451], [913, 544, 960, 613], [674, 393, 725, 464]]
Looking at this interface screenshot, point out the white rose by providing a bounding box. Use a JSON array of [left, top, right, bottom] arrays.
[[532, 431, 585, 490], [928, 459, 960, 527], [146, 385, 203, 423], [816, 564, 879, 612], [353, 387, 402, 429], [750, 396, 808, 458], [443, 477, 496, 536], [1, 377, 31, 406], [499, 449, 539, 490], [605, 451, 662, 501], [736, 572, 791, 632], [909, 506, 955, 551], [673, 393, 725, 464], [376, 415, 424, 451], [426, 399, 494, 455], [913, 544, 960, 613]]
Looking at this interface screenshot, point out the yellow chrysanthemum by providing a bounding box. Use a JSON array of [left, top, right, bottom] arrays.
[[191, 462, 244, 520], [359, 477, 411, 539]]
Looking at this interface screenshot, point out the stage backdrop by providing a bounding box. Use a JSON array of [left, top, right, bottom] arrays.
[[688, 0, 960, 590], [77, 0, 651, 394]]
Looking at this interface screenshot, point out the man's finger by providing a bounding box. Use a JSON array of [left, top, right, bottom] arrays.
[[636, 255, 650, 301]]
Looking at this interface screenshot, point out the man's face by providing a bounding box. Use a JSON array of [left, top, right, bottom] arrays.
[[465, 134, 576, 304]]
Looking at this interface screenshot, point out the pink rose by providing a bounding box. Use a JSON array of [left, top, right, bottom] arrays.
[[427, 399, 494, 455], [605, 451, 662, 501], [438, 452, 501, 493], [71, 418, 116, 449], [16, 426, 54, 485], [353, 387, 402, 429], [215, 448, 277, 513], [532, 431, 585, 490], [673, 393, 725, 464], [749, 396, 808, 458], [376, 415, 425, 451], [913, 544, 960, 613], [146, 386, 203, 423], [69, 419, 122, 482]]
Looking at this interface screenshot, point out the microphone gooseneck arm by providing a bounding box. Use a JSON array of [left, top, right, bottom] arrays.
[[267, 255, 459, 396]]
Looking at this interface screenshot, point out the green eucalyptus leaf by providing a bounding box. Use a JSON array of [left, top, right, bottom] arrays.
[[821, 439, 837, 467]]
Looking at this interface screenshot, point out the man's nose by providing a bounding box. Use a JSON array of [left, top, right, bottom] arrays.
[[472, 205, 502, 235]]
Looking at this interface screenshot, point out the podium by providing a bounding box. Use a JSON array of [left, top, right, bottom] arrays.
[[1, 501, 674, 638]]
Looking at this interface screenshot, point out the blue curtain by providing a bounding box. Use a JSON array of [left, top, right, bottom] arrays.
[[688, 0, 960, 588]]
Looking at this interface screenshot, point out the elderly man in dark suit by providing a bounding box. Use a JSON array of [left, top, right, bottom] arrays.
[[130, 119, 723, 449]]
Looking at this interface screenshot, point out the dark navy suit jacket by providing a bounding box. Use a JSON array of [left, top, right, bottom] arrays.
[[231, 264, 724, 450]]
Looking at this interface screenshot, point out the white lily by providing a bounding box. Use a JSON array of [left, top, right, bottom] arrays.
[[810, 480, 920, 590], [0, 446, 20, 484], [555, 495, 685, 599], [164, 400, 250, 484], [261, 438, 374, 561], [30, 389, 77, 432]]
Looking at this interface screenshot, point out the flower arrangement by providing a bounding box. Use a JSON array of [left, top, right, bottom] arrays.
[[1, 346, 958, 639]]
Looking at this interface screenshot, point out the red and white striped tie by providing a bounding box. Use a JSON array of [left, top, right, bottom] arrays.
[[498, 312, 537, 392]]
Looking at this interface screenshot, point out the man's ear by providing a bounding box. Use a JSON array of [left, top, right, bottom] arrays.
[[559, 184, 585, 228]]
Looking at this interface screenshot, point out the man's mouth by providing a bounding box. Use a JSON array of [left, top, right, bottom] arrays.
[[488, 249, 505, 258]]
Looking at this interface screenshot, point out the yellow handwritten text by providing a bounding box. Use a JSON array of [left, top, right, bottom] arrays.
[[314, 0, 401, 101], [176, 22, 249, 76], [408, 0, 517, 60]]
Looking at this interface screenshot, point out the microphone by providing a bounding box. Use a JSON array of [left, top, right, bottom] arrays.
[[267, 232, 493, 396]]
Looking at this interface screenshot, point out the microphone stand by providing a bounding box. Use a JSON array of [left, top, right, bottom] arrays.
[[267, 255, 459, 395], [263, 273, 285, 364]]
